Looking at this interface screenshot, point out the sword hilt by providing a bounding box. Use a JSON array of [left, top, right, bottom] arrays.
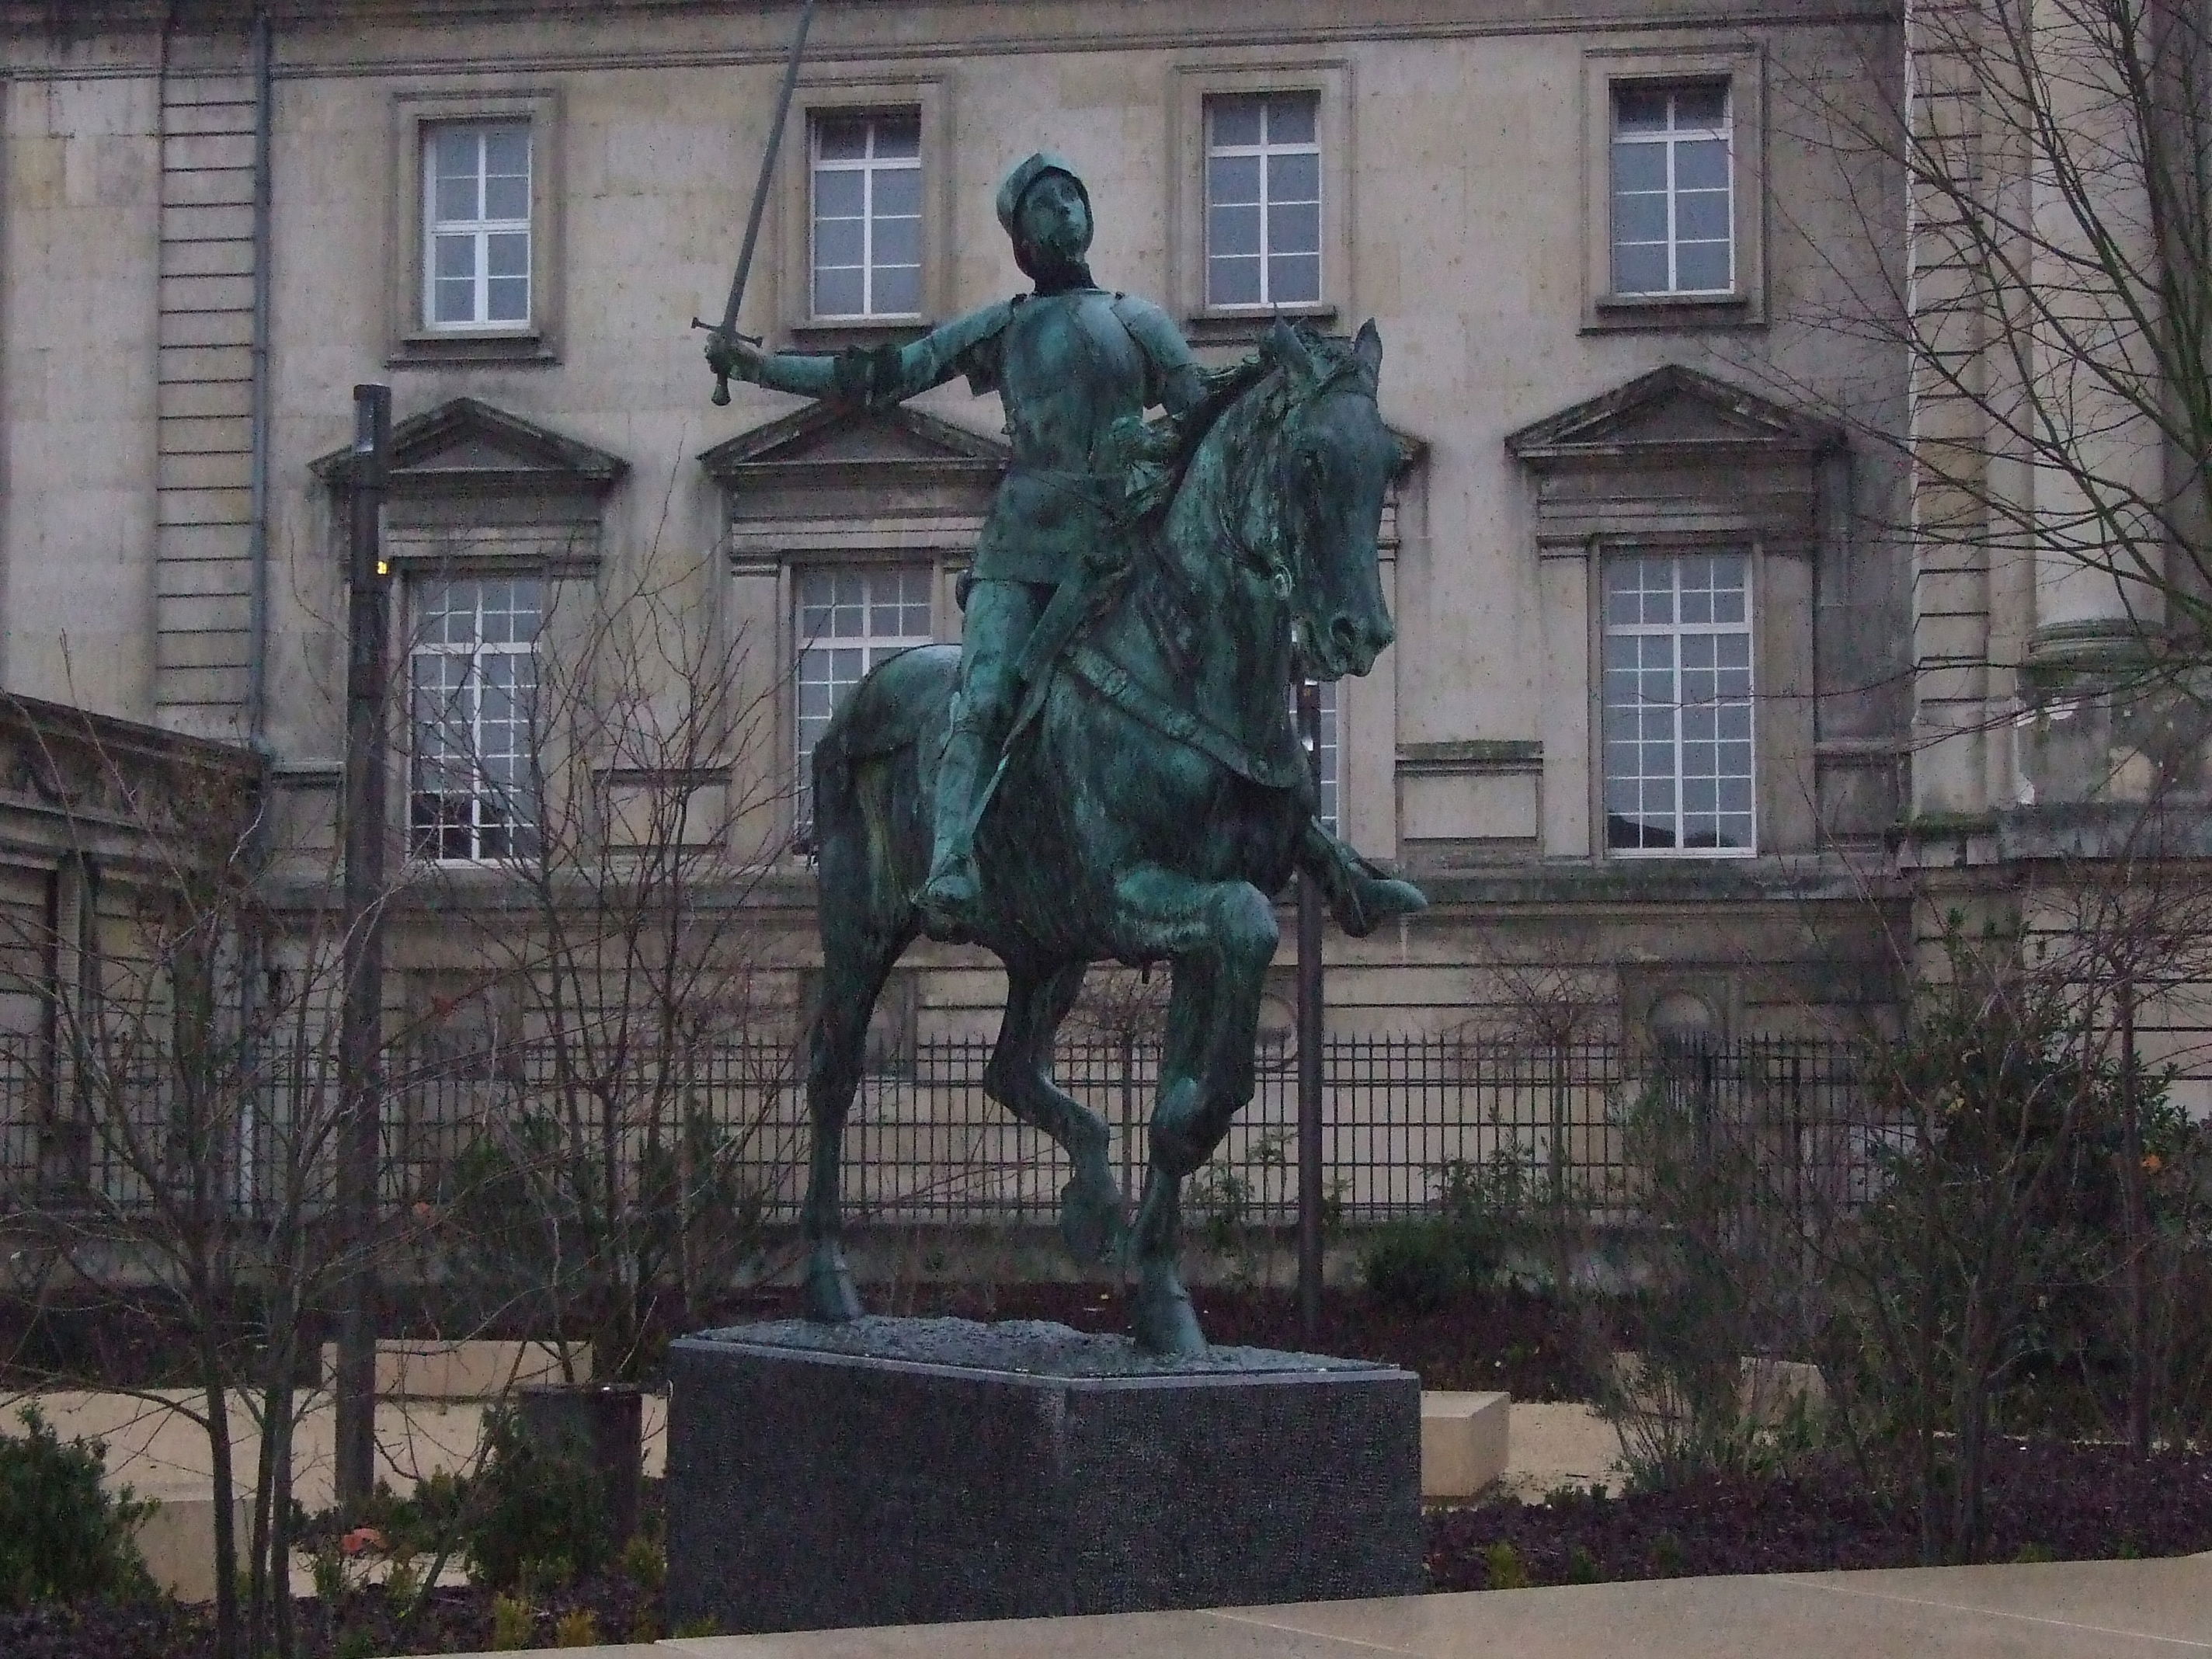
[[694, 316, 761, 409]]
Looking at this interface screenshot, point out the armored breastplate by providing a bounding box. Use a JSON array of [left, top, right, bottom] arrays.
[[998, 291, 1149, 472]]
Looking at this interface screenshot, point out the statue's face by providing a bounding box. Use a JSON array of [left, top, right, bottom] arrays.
[[1014, 172, 1093, 266]]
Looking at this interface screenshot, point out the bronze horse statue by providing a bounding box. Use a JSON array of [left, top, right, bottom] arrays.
[[801, 321, 1407, 1354]]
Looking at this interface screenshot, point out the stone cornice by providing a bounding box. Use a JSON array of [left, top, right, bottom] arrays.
[[0, 0, 1901, 82]]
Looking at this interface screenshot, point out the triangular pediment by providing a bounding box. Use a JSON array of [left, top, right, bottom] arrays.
[[311, 398, 628, 496], [1505, 364, 1843, 467], [699, 401, 1009, 485]]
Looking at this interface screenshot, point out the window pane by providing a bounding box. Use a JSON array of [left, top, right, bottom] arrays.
[[434, 169, 477, 224], [433, 276, 475, 324], [1612, 242, 1667, 294], [1209, 202, 1261, 258], [1209, 253, 1262, 307], [486, 276, 528, 322], [1612, 192, 1666, 245], [813, 168, 864, 217], [486, 231, 528, 278], [874, 113, 922, 158], [816, 117, 868, 161], [1613, 85, 1670, 133], [1675, 190, 1730, 242], [1208, 155, 1261, 207], [813, 266, 864, 316], [872, 166, 922, 217], [1266, 92, 1319, 146], [1675, 138, 1730, 192], [1268, 151, 1320, 205], [1268, 252, 1320, 304], [873, 214, 921, 269], [1675, 84, 1727, 127], [1612, 141, 1665, 193], [1268, 201, 1320, 257], [1676, 242, 1730, 290], [483, 125, 529, 179], [1210, 96, 1264, 148], [873, 264, 921, 315], [485, 172, 529, 221], [812, 216, 864, 268], [433, 235, 475, 281]]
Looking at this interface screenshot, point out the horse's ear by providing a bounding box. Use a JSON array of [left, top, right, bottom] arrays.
[[1266, 317, 1320, 386], [1353, 319, 1383, 381]]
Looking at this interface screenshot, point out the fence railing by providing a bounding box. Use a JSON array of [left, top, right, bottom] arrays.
[[0, 1032, 1894, 1229]]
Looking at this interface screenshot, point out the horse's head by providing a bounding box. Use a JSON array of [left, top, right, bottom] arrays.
[[1261, 318, 1400, 680]]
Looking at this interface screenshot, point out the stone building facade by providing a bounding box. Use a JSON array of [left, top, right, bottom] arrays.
[[0, 0, 1916, 1059]]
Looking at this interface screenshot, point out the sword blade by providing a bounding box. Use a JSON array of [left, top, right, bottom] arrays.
[[718, 0, 820, 341]]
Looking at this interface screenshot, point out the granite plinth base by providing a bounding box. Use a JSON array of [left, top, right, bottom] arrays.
[[665, 1316, 1421, 1634]]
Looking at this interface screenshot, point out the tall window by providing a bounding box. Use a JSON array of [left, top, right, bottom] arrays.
[[1205, 92, 1321, 308], [424, 122, 532, 328], [410, 577, 542, 861], [795, 568, 934, 829], [1602, 553, 1754, 854], [811, 113, 923, 318], [1609, 83, 1731, 296]]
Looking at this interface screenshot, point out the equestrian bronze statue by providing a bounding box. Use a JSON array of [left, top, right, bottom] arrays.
[[708, 153, 1424, 1354]]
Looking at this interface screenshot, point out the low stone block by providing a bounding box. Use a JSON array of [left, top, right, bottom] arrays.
[[1421, 1389, 1509, 1498], [666, 1317, 1421, 1634], [317, 1339, 590, 1400], [131, 1492, 250, 1603]]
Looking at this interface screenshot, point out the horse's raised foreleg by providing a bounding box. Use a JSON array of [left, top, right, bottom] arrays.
[[1111, 868, 1280, 1355], [984, 960, 1125, 1264]]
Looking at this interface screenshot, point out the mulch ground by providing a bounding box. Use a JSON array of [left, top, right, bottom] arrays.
[[1427, 1441, 2212, 1590], [7, 1443, 2210, 1655]]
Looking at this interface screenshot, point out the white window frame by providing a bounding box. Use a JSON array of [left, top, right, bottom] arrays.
[[1600, 551, 1757, 857], [809, 110, 924, 321], [408, 575, 544, 864], [389, 88, 562, 364], [1203, 90, 1323, 312], [1609, 82, 1734, 298], [793, 565, 936, 833], [422, 120, 533, 331], [1288, 679, 1341, 834], [1580, 45, 1765, 330]]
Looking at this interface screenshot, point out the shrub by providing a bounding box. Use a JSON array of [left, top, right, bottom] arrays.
[[489, 1593, 535, 1651], [458, 1409, 608, 1592], [0, 1406, 155, 1609], [1361, 1219, 1464, 1313], [1482, 1540, 1529, 1590]]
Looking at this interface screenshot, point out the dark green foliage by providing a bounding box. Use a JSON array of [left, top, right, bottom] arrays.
[[455, 1409, 608, 1592], [0, 1407, 155, 1609], [1362, 1137, 1544, 1313]]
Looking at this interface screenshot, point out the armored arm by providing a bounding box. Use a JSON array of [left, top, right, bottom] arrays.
[[708, 301, 1017, 408], [1113, 297, 1208, 417]]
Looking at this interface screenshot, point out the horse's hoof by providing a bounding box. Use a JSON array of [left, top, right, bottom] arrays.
[[1059, 1173, 1126, 1266], [805, 1255, 864, 1323], [1130, 1272, 1207, 1357], [1334, 874, 1428, 939]]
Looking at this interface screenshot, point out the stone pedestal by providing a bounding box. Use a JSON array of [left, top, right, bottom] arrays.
[[666, 1317, 1421, 1634]]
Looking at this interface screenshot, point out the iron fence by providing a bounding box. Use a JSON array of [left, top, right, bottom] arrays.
[[1, 1031, 1894, 1229]]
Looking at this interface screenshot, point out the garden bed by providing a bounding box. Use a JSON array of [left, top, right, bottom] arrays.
[[11, 1443, 2211, 1656], [1428, 1441, 2212, 1589]]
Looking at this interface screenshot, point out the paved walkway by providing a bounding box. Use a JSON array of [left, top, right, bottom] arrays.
[[454, 1556, 2212, 1657]]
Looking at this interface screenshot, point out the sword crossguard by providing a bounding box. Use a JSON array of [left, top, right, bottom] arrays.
[[694, 317, 763, 408]]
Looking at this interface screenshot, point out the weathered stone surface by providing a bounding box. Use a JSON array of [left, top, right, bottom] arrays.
[[666, 1318, 1421, 1634]]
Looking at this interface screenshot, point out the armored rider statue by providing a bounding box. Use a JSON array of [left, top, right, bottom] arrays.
[[708, 151, 1422, 941]]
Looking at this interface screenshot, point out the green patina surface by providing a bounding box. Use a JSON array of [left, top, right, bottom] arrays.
[[710, 153, 1424, 1353]]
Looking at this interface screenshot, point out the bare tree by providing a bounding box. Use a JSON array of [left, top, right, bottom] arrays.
[[406, 551, 803, 1381], [0, 694, 418, 1659]]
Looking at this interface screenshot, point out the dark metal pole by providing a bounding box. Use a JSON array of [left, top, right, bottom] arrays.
[[1296, 676, 1325, 1346], [335, 384, 391, 1512]]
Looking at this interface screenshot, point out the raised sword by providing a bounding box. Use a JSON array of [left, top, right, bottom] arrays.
[[694, 0, 821, 406]]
